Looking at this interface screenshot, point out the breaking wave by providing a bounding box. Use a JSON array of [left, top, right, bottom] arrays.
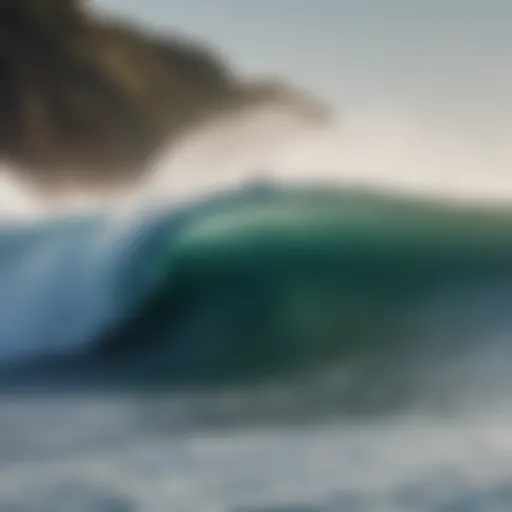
[[2, 102, 512, 412]]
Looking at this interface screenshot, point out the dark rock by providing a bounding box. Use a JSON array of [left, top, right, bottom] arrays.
[[0, 0, 327, 190]]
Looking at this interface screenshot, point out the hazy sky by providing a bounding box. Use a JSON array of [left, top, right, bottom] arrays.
[[82, 1, 512, 200], [92, 0, 512, 123]]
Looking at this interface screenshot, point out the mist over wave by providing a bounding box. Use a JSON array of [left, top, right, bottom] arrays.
[[3, 99, 512, 222], [118, 102, 512, 208]]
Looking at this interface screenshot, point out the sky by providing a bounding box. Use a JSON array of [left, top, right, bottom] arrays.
[[85, 0, 512, 199], [5, 1, 512, 213], [91, 0, 512, 124]]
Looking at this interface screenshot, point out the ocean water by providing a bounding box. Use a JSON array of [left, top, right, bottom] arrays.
[[3, 105, 512, 511]]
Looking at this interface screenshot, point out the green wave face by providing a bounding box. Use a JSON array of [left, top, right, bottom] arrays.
[[98, 188, 512, 387]]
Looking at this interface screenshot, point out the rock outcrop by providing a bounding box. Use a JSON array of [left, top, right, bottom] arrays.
[[0, 0, 326, 189]]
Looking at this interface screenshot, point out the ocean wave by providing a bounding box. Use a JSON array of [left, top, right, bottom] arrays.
[[3, 102, 512, 407], [1, 184, 512, 406]]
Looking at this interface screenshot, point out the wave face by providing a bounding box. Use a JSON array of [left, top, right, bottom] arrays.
[[3, 184, 512, 409]]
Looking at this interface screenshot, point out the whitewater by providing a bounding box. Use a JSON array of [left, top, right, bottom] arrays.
[[3, 102, 512, 510]]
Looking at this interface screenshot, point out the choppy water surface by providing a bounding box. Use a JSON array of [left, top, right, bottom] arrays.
[[3, 390, 512, 511]]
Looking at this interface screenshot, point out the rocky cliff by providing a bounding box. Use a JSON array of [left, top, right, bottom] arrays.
[[0, 0, 326, 190]]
